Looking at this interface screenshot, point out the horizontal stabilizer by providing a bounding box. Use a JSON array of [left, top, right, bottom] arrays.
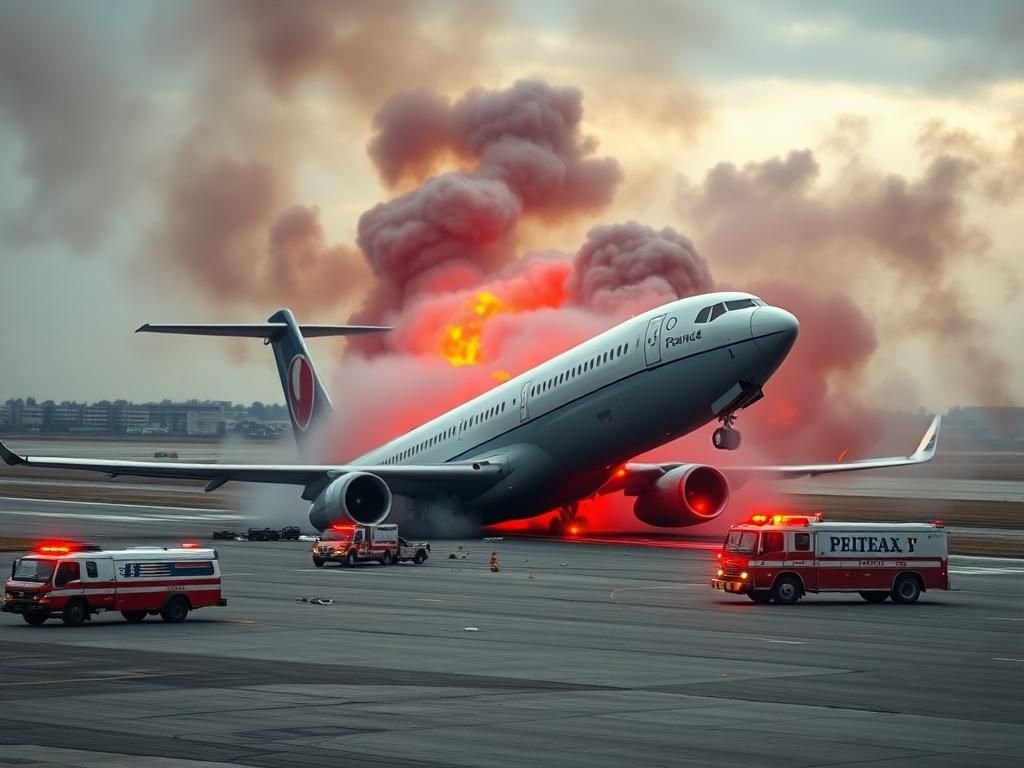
[[136, 323, 390, 339]]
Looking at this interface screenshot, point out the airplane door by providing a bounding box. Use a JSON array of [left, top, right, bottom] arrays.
[[644, 315, 665, 367], [520, 381, 531, 423]]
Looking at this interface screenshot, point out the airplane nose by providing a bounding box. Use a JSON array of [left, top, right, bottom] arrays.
[[750, 306, 799, 356]]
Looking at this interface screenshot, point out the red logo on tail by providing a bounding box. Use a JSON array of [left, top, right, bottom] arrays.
[[287, 355, 315, 431]]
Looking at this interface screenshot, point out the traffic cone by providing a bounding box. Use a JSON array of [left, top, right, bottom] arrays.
[[490, 552, 499, 572]]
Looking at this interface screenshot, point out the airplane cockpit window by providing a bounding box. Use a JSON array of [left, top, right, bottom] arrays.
[[695, 306, 711, 323], [725, 299, 757, 311], [709, 303, 726, 321]]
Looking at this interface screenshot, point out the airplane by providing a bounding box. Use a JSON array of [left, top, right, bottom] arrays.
[[0, 293, 941, 534]]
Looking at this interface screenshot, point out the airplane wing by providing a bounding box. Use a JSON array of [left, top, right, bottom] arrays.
[[603, 415, 941, 492], [0, 438, 505, 501]]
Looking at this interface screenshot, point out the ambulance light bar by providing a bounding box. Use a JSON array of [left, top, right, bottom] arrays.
[[746, 513, 823, 526], [35, 541, 102, 554]]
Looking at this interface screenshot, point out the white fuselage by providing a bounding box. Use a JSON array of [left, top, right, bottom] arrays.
[[355, 291, 798, 523]]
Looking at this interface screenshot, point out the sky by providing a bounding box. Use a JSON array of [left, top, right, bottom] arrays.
[[0, 0, 1021, 422]]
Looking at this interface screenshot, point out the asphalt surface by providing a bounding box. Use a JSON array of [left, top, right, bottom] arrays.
[[1, 539, 1023, 767]]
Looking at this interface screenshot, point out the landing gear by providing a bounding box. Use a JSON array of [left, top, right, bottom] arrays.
[[549, 503, 586, 536], [712, 414, 741, 451]]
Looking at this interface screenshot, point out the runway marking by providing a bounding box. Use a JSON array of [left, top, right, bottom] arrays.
[[993, 658, 1024, 663], [0, 496, 228, 513], [764, 639, 806, 645], [988, 617, 1024, 622], [0, 509, 241, 523], [416, 598, 444, 603], [952, 568, 1024, 576], [0, 671, 193, 687]]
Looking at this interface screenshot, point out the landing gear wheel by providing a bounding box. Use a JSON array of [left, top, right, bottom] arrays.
[[160, 596, 189, 623], [121, 610, 147, 622], [712, 427, 741, 450], [891, 574, 922, 604], [549, 503, 583, 536], [859, 591, 888, 603], [747, 591, 772, 604], [22, 612, 47, 626], [771, 576, 801, 605], [62, 600, 87, 627]]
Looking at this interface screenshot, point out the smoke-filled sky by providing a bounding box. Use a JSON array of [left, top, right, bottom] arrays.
[[1, 0, 1022, 435]]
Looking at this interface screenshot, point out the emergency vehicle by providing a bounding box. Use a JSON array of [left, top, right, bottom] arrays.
[[312, 523, 402, 567], [2, 542, 227, 626], [711, 514, 950, 604]]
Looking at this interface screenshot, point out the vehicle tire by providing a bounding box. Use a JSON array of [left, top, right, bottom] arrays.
[[312, 557, 324, 568], [61, 600, 87, 627], [22, 612, 47, 626], [121, 610, 147, 622], [859, 591, 889, 603], [160, 596, 190, 623], [345, 551, 356, 568], [771, 576, 801, 605], [381, 551, 393, 566], [413, 551, 427, 565], [891, 574, 922, 604], [747, 591, 772, 604]]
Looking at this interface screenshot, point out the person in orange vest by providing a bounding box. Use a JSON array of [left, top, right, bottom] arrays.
[[490, 551, 499, 572]]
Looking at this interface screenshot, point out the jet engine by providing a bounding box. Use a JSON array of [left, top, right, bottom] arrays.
[[308, 472, 392, 530], [632, 464, 730, 527]]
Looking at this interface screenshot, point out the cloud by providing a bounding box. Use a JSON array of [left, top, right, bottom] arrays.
[[0, 4, 149, 249]]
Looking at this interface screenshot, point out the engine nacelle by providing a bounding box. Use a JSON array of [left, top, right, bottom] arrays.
[[633, 464, 730, 527], [308, 472, 392, 531]]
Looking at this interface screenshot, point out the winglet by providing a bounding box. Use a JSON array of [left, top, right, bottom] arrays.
[[911, 415, 941, 461], [0, 437, 26, 466]]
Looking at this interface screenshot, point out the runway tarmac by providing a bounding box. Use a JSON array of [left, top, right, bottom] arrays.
[[1, 539, 1022, 767]]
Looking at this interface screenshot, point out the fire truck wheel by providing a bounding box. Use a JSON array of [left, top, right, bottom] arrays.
[[312, 557, 324, 568], [121, 610, 147, 622], [414, 551, 427, 565], [345, 551, 356, 568], [859, 591, 889, 603], [381, 551, 393, 566], [22, 612, 47, 626], [160, 596, 190, 623], [61, 600, 88, 627], [747, 591, 772, 604], [891, 574, 922, 604], [771, 576, 802, 605]]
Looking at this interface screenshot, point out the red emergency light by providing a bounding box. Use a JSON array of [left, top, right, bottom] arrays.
[[34, 541, 101, 554], [181, 542, 199, 549]]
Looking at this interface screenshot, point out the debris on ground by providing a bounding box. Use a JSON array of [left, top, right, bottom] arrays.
[[482, 537, 504, 542], [448, 545, 470, 560], [296, 596, 334, 606], [212, 527, 309, 541]]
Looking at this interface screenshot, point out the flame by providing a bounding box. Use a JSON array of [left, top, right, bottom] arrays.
[[492, 370, 511, 383], [440, 291, 510, 367]]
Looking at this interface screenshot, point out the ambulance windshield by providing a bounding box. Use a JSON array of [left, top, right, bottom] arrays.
[[321, 529, 353, 541], [13, 558, 56, 583], [724, 531, 758, 554]]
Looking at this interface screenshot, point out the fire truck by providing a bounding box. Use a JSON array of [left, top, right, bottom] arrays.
[[711, 514, 950, 605], [312, 523, 401, 567], [2, 542, 227, 626]]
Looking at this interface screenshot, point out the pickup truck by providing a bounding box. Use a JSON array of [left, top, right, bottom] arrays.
[[395, 537, 430, 565]]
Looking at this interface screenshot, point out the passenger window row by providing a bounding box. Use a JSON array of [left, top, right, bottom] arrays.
[[694, 298, 762, 324], [530, 342, 630, 398], [383, 400, 509, 464]]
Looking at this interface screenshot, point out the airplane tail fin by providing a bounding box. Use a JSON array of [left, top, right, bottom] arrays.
[[137, 310, 389, 457]]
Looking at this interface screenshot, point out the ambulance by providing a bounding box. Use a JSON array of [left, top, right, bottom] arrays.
[[711, 514, 950, 604], [2, 542, 227, 626], [312, 523, 400, 567]]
